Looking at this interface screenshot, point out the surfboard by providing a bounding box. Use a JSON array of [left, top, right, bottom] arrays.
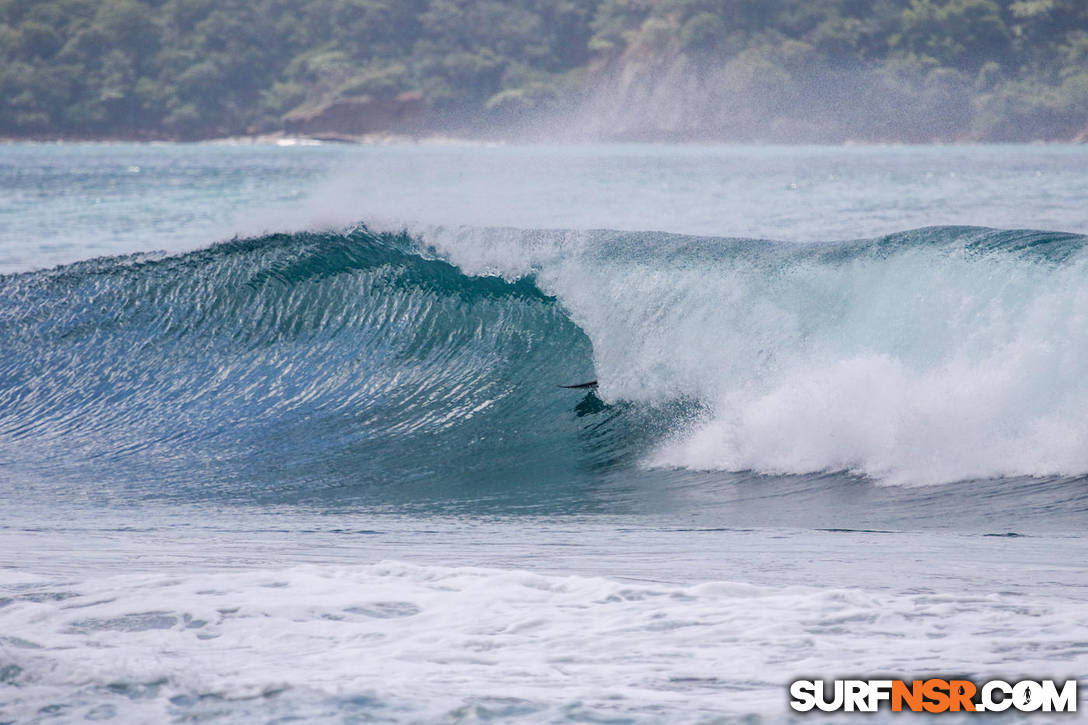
[[559, 380, 598, 389]]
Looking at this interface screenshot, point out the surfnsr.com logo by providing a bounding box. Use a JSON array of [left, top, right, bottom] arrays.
[[789, 679, 1078, 713]]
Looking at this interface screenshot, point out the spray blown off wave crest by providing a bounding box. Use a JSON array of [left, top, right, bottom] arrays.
[[1, 224, 1087, 503]]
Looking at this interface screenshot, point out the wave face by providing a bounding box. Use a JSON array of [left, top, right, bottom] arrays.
[[0, 229, 679, 506], [1, 225, 1088, 506]]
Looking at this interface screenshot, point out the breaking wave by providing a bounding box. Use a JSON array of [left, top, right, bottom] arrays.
[[2, 224, 1087, 505]]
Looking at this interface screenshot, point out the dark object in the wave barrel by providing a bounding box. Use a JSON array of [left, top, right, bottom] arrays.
[[574, 391, 606, 417], [560, 380, 598, 389]]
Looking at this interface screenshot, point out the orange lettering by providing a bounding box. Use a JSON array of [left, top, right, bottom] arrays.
[[922, 679, 951, 713], [948, 680, 977, 712], [892, 680, 924, 712]]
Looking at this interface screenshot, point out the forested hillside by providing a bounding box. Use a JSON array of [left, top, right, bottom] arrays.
[[2, 0, 1087, 141]]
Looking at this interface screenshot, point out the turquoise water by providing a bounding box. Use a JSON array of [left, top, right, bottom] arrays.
[[4, 143, 1088, 273], [1, 143, 1087, 722]]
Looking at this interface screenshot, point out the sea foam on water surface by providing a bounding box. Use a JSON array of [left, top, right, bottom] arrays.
[[2, 560, 1085, 722]]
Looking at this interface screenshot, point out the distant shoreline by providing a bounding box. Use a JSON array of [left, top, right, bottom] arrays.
[[2, 130, 1087, 146]]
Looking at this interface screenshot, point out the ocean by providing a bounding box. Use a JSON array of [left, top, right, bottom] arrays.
[[1, 142, 1087, 722]]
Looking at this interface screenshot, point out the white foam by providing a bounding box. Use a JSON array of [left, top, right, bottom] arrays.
[[3, 561, 1084, 722], [428, 228, 1088, 485]]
